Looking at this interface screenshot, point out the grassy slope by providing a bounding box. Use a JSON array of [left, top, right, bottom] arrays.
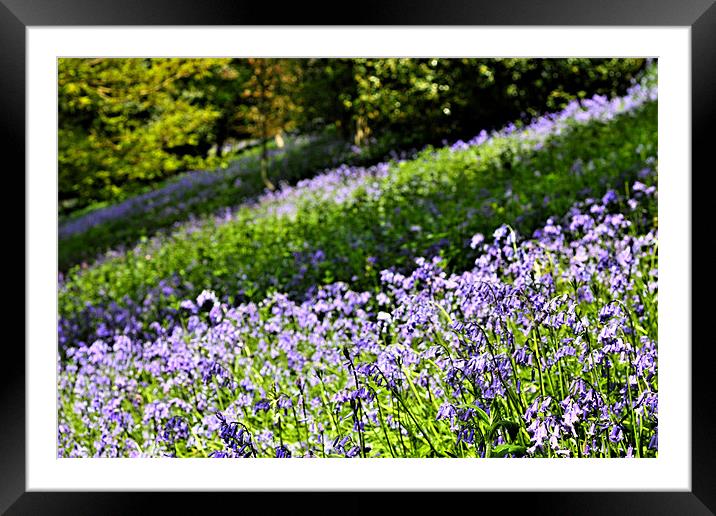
[[58, 132, 350, 271], [59, 128, 427, 272], [59, 100, 657, 322]]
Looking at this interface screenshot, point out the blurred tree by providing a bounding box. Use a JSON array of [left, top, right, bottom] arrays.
[[58, 57, 648, 214], [232, 58, 302, 190], [331, 58, 648, 148], [296, 58, 356, 139], [58, 58, 230, 211]]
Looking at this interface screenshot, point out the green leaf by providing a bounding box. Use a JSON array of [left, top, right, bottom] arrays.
[[489, 420, 520, 441], [491, 444, 527, 457]]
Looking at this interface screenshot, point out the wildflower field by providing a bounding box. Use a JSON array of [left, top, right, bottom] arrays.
[[58, 61, 658, 459]]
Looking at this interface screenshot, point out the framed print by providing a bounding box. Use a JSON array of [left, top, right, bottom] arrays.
[[3, 0, 714, 513]]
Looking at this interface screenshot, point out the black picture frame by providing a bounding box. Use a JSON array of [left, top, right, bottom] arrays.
[[3, 1, 714, 514]]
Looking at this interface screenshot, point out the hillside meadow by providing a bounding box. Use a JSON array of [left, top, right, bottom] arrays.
[[57, 59, 658, 459]]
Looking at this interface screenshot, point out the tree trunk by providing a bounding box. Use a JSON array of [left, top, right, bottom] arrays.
[[354, 115, 370, 146], [260, 137, 274, 191], [257, 60, 275, 191], [274, 130, 285, 149]]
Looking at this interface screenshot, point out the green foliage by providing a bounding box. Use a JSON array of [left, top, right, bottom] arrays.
[[58, 58, 231, 211], [341, 58, 647, 146]]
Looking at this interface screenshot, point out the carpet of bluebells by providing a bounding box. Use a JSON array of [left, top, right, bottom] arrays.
[[58, 70, 658, 459]]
